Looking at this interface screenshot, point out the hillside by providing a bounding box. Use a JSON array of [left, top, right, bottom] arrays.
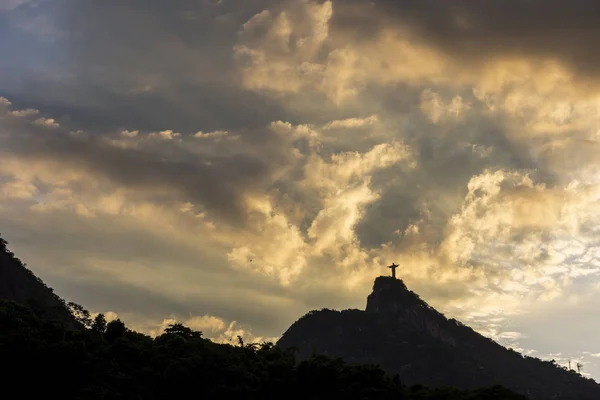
[[0, 234, 78, 328], [277, 276, 600, 400], [1, 298, 528, 399]]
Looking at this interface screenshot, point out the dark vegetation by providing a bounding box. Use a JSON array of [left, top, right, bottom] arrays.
[[1, 299, 529, 399], [278, 277, 600, 400], [0, 234, 586, 399], [0, 235, 80, 328]]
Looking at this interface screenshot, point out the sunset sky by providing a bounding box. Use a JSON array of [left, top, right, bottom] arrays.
[[2, 0, 600, 378]]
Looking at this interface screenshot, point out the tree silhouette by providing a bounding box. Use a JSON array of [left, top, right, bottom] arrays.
[[67, 302, 92, 328], [0, 299, 533, 399], [164, 322, 202, 339], [105, 318, 126, 342], [92, 313, 107, 333]]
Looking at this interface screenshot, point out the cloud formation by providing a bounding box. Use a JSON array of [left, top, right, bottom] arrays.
[[3, 0, 600, 379]]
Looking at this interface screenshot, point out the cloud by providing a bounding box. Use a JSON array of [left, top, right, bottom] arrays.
[[98, 311, 279, 344], [498, 331, 525, 341], [0, 112, 286, 225], [148, 129, 181, 140], [9, 108, 39, 117], [120, 129, 139, 138], [322, 115, 379, 130], [420, 89, 471, 124], [235, 1, 333, 95], [0, 0, 32, 11], [235, 0, 600, 121], [193, 130, 239, 142], [370, 0, 600, 83], [193, 130, 229, 139], [33, 117, 59, 128], [0, 0, 288, 135], [0, 178, 37, 200], [0, 106, 412, 290], [235, 0, 461, 105], [227, 194, 308, 286]]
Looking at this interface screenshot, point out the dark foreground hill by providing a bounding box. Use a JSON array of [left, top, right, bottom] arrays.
[[1, 300, 528, 400], [0, 234, 78, 328], [278, 276, 600, 400], [0, 234, 526, 399]]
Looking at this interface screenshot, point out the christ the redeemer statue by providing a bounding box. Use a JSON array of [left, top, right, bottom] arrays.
[[388, 263, 399, 279]]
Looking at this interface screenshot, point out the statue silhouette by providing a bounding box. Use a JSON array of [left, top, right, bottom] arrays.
[[388, 263, 399, 279]]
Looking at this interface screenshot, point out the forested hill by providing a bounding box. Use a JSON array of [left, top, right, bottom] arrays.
[[0, 234, 79, 328], [1, 299, 527, 399], [278, 276, 600, 400], [0, 233, 528, 399]]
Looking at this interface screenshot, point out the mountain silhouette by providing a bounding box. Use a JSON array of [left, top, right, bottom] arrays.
[[0, 234, 78, 328], [278, 276, 600, 400]]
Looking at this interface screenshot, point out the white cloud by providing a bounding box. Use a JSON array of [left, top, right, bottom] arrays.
[[498, 331, 525, 340], [9, 108, 39, 117], [420, 89, 472, 124], [304, 141, 414, 190], [117, 313, 278, 345], [90, 311, 119, 323], [235, 1, 333, 95], [33, 117, 59, 128], [227, 194, 308, 286], [0, 178, 38, 200], [322, 115, 379, 130], [120, 129, 139, 137], [193, 130, 229, 139], [235, 1, 462, 104], [149, 129, 181, 140]]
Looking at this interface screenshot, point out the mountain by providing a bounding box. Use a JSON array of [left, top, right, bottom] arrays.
[[278, 276, 600, 400], [0, 234, 78, 328]]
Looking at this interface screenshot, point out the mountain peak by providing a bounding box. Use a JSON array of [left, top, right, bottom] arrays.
[[278, 276, 600, 399], [366, 276, 412, 313], [373, 275, 409, 290], [366, 275, 457, 347]]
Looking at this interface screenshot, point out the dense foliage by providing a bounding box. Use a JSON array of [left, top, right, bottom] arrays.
[[0, 300, 528, 400], [0, 234, 80, 328]]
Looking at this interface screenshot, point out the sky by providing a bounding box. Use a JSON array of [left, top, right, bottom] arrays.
[[2, 0, 600, 378]]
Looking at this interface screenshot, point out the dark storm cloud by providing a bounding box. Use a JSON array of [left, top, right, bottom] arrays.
[[0, 113, 292, 226], [2, 81, 294, 134], [337, 0, 600, 77], [0, 0, 289, 133]]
